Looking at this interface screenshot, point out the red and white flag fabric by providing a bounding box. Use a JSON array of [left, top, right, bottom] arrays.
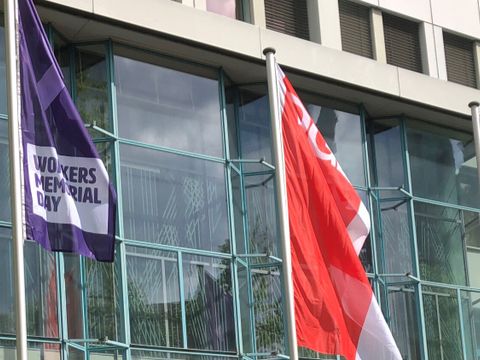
[[276, 64, 402, 360]]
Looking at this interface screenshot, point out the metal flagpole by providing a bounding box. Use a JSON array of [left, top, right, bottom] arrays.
[[5, 0, 28, 358], [263, 47, 299, 360], [469, 101, 480, 186]]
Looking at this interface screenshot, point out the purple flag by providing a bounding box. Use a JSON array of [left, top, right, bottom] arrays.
[[19, 0, 116, 261]]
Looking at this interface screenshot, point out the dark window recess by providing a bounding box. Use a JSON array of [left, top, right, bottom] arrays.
[[264, 0, 309, 40], [383, 13, 422, 73], [444, 32, 477, 88], [339, 0, 373, 58]]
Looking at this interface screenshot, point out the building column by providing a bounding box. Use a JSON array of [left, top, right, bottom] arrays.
[[249, 0, 266, 28], [433, 25, 448, 80], [312, 0, 342, 50], [370, 8, 386, 63], [306, 0, 321, 44], [473, 41, 480, 88], [181, 0, 194, 7], [419, 22, 439, 77], [194, 0, 207, 10]]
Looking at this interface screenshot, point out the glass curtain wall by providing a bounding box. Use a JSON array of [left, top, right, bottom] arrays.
[[1, 24, 480, 360]]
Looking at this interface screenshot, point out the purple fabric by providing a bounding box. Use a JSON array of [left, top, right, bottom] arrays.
[[19, 0, 116, 261]]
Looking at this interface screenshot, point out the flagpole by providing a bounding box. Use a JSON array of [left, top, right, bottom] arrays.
[[5, 0, 28, 358], [468, 102, 480, 188], [263, 48, 299, 360]]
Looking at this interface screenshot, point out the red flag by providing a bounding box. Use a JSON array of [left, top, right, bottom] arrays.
[[276, 64, 402, 360]]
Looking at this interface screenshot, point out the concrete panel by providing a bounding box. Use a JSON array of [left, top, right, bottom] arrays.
[[44, 0, 93, 13], [249, 0, 266, 28], [431, 0, 480, 38], [433, 25, 448, 80], [370, 8, 386, 63], [378, 0, 431, 22], [398, 67, 480, 115], [93, 0, 262, 58], [317, 0, 342, 50], [354, 0, 379, 6], [260, 28, 400, 96], [420, 22, 438, 77]]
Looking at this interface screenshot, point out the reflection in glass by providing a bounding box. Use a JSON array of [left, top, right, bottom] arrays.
[[206, 0, 241, 19], [75, 45, 110, 132], [231, 170, 246, 255], [115, 55, 223, 157], [183, 255, 235, 351], [0, 120, 10, 222], [121, 144, 229, 253], [423, 286, 463, 360], [415, 203, 467, 285], [252, 267, 284, 354], [0, 234, 57, 338], [407, 121, 479, 208], [237, 89, 272, 172], [371, 119, 405, 189], [131, 350, 232, 360], [0, 341, 61, 360], [127, 247, 182, 347], [53, 31, 70, 91], [244, 174, 278, 259], [0, 228, 14, 334], [378, 200, 413, 275], [465, 211, 480, 288], [0, 25, 6, 115], [461, 290, 480, 359], [64, 254, 83, 339], [387, 286, 420, 360], [307, 104, 365, 186], [24, 240, 58, 338], [238, 264, 253, 354], [85, 259, 120, 341]]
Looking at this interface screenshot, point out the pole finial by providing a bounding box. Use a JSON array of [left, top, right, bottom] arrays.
[[469, 101, 480, 108], [263, 47, 276, 56]]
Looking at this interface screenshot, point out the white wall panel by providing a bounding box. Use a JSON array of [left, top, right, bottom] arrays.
[[379, 0, 431, 22], [431, 0, 480, 38]]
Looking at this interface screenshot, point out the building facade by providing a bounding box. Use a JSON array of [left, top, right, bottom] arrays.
[[1, 0, 480, 359]]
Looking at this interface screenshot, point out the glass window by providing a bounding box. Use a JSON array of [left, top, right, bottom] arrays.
[[377, 199, 414, 275], [120, 144, 229, 253], [0, 24, 6, 116], [85, 259, 120, 341], [387, 285, 421, 360], [75, 44, 110, 133], [461, 290, 480, 359], [206, 0, 244, 20], [407, 120, 479, 208], [306, 103, 365, 186], [370, 118, 405, 191], [0, 228, 14, 334], [252, 267, 284, 354], [0, 120, 10, 223], [114, 52, 223, 157], [127, 247, 182, 347], [237, 88, 272, 172], [423, 286, 463, 359], [24, 240, 58, 338], [64, 254, 84, 339], [183, 255, 235, 352], [244, 173, 278, 259], [415, 202, 467, 285]]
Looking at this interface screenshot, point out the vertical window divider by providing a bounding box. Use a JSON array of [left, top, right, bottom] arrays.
[[218, 68, 244, 355], [400, 115, 429, 360], [360, 105, 379, 288], [233, 87, 258, 355], [456, 288, 468, 359], [46, 27, 69, 360], [106, 39, 131, 358], [177, 250, 188, 349]]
